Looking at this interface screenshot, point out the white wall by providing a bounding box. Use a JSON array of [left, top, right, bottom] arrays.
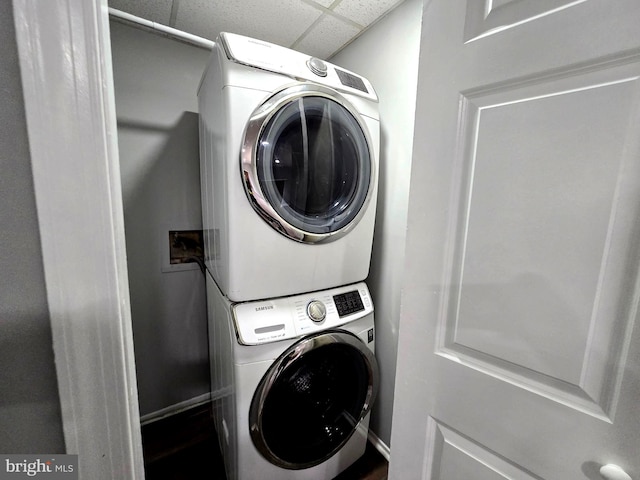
[[0, 0, 65, 452], [331, 0, 423, 448], [110, 21, 211, 417]]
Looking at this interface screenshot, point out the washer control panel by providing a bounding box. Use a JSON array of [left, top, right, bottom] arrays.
[[233, 282, 373, 345]]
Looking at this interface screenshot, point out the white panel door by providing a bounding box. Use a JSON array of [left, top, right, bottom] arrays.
[[390, 1, 640, 479]]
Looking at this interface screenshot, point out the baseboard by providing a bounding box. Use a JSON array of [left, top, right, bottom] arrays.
[[140, 398, 220, 467], [140, 393, 212, 425], [140, 392, 391, 462], [367, 430, 391, 462]]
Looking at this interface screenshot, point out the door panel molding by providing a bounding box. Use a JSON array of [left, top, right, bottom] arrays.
[[435, 55, 640, 420], [464, 0, 588, 43], [424, 418, 543, 480], [390, 0, 640, 477]]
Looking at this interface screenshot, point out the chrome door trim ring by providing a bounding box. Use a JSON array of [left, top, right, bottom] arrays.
[[240, 83, 375, 244], [248, 329, 379, 470]]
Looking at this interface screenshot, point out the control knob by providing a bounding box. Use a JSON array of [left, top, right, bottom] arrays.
[[306, 300, 327, 323], [307, 57, 328, 77]]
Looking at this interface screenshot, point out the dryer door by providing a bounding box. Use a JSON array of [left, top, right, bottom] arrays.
[[249, 330, 378, 470], [241, 84, 374, 244]]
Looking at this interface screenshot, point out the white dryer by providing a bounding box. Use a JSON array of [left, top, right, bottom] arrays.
[[206, 275, 378, 480], [198, 32, 380, 302]]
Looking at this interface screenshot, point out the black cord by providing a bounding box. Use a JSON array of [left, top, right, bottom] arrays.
[[186, 256, 206, 275]]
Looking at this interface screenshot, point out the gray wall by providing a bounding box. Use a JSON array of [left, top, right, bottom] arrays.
[[0, 1, 65, 453], [110, 21, 211, 417], [331, 0, 423, 448]]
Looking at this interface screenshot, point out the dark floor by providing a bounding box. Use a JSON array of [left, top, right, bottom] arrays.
[[142, 402, 388, 479]]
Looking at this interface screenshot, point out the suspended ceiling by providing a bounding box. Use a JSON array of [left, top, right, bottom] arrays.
[[108, 0, 406, 59]]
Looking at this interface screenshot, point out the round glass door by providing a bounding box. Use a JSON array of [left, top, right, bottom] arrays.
[[241, 84, 373, 244], [249, 330, 378, 470]]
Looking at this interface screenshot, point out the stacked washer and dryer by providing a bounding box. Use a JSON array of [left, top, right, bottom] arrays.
[[198, 32, 380, 480]]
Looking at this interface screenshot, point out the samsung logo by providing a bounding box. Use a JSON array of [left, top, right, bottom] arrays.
[[255, 305, 274, 312], [248, 39, 271, 48]]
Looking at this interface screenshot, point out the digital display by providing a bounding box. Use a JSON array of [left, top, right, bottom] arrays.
[[335, 68, 368, 94], [333, 290, 365, 318]]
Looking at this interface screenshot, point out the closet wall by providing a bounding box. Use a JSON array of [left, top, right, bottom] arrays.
[[110, 20, 211, 418], [109, 0, 423, 439], [0, 0, 65, 452]]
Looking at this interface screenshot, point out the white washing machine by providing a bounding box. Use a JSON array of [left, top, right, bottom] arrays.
[[206, 274, 378, 480], [198, 32, 380, 302]]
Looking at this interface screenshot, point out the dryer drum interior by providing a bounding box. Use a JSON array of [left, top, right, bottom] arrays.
[[249, 330, 379, 470], [242, 84, 373, 243]]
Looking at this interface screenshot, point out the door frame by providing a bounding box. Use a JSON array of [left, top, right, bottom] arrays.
[[13, 0, 144, 477]]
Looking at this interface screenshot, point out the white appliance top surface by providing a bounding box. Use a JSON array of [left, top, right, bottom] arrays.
[[233, 282, 373, 345], [220, 32, 378, 102]]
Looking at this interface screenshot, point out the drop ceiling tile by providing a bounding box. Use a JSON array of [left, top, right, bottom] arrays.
[[295, 14, 360, 59], [304, 0, 335, 7], [174, 0, 323, 47], [333, 0, 402, 26], [108, 0, 174, 25]]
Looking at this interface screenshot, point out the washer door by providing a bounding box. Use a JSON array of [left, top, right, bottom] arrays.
[[249, 330, 378, 470], [241, 84, 374, 243]]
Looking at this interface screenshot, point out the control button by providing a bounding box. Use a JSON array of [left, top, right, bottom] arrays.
[[333, 290, 365, 318], [307, 57, 328, 77], [306, 300, 327, 323]]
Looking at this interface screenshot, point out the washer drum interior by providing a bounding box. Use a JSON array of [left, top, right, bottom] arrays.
[[248, 330, 379, 470]]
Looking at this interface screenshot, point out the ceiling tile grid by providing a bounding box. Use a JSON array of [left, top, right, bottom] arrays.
[[294, 13, 361, 59], [304, 0, 335, 8], [174, 0, 323, 48], [333, 0, 403, 27], [108, 0, 406, 59]]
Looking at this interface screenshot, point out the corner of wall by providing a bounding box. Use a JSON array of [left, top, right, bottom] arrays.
[[329, 0, 423, 448]]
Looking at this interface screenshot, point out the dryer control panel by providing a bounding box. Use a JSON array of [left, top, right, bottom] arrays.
[[218, 32, 378, 102], [233, 282, 373, 345]]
